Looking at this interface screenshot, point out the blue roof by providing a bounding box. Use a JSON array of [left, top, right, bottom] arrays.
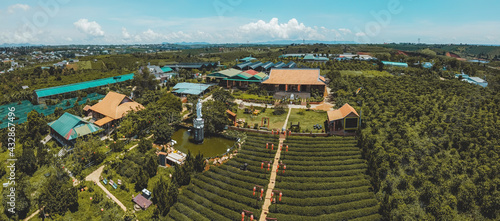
[[35, 73, 135, 98], [172, 82, 215, 95], [382, 61, 408, 67], [422, 62, 433, 68], [240, 56, 257, 62], [161, 67, 173, 72], [48, 112, 102, 141]]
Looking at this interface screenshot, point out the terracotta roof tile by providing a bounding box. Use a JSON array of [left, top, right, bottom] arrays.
[[89, 91, 144, 120], [263, 69, 325, 85], [327, 103, 359, 121]]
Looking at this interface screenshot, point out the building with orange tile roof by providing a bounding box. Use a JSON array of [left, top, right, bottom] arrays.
[[327, 103, 359, 134], [89, 91, 144, 128], [262, 68, 327, 99]]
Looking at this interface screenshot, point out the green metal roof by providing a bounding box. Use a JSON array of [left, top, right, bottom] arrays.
[[224, 72, 268, 82], [35, 73, 135, 98], [161, 67, 173, 72], [48, 112, 102, 141], [208, 68, 242, 78]]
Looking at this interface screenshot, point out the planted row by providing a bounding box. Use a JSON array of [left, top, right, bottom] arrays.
[[284, 163, 367, 172], [267, 205, 381, 221], [271, 198, 379, 216], [281, 192, 375, 207], [276, 179, 370, 191], [282, 158, 365, 167]]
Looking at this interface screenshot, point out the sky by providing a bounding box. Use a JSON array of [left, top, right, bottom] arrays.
[[0, 0, 499, 45]]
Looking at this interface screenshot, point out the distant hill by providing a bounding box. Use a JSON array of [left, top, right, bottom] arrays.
[[167, 42, 211, 45], [0, 43, 44, 47], [256, 40, 358, 45]]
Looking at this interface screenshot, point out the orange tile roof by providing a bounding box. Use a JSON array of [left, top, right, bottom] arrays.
[[94, 116, 114, 126], [262, 69, 325, 85], [327, 103, 359, 121], [89, 91, 144, 120], [226, 109, 236, 117], [243, 70, 259, 76], [83, 105, 91, 111]]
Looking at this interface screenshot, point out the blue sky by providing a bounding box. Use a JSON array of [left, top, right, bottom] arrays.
[[1, 0, 499, 45]]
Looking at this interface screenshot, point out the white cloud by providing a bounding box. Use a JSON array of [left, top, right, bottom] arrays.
[[339, 28, 352, 35], [8, 4, 30, 13], [73, 19, 105, 37], [239, 18, 325, 40], [122, 27, 130, 39], [355, 32, 366, 37]]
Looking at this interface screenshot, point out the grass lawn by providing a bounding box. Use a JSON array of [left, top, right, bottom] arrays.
[[287, 108, 327, 133], [340, 70, 393, 77], [38, 181, 125, 221], [235, 106, 288, 130]]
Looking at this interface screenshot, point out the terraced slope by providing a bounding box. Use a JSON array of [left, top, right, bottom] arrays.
[[167, 133, 279, 221], [267, 136, 382, 221]]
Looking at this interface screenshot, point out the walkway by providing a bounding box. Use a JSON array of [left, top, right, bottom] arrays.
[[23, 209, 40, 221], [259, 108, 291, 221], [85, 165, 127, 211]]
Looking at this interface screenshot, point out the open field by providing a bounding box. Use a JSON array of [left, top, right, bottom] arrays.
[[287, 109, 327, 133], [236, 106, 288, 130]]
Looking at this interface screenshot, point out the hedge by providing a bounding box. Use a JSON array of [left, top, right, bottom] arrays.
[[191, 178, 261, 209], [238, 149, 276, 158], [279, 192, 375, 207], [280, 174, 367, 183], [267, 204, 380, 221], [283, 146, 360, 152], [279, 186, 372, 199], [187, 185, 259, 219], [283, 168, 366, 177], [181, 190, 236, 221], [206, 166, 267, 186], [284, 163, 367, 172], [193, 177, 253, 198], [282, 158, 365, 167], [272, 199, 379, 216], [167, 204, 195, 221], [283, 154, 362, 161], [285, 136, 356, 141], [177, 195, 225, 221], [284, 150, 361, 157], [276, 179, 370, 191]]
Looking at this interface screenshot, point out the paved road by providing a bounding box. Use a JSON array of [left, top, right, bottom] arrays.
[[85, 165, 127, 212]]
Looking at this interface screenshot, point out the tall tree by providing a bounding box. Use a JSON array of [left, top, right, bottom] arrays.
[[38, 171, 78, 215], [202, 100, 230, 134]]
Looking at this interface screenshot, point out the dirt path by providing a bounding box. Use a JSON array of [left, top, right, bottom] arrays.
[[85, 165, 127, 211], [259, 109, 290, 221], [23, 209, 40, 221]]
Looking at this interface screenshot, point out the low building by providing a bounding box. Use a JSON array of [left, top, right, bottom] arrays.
[[262, 69, 327, 99], [172, 82, 215, 97], [381, 61, 408, 68], [133, 194, 152, 210], [327, 103, 359, 134], [224, 70, 268, 89], [34, 73, 135, 103], [303, 54, 329, 63], [455, 73, 488, 87], [239, 56, 257, 62], [158, 151, 186, 166], [89, 91, 144, 129], [48, 112, 102, 146]]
